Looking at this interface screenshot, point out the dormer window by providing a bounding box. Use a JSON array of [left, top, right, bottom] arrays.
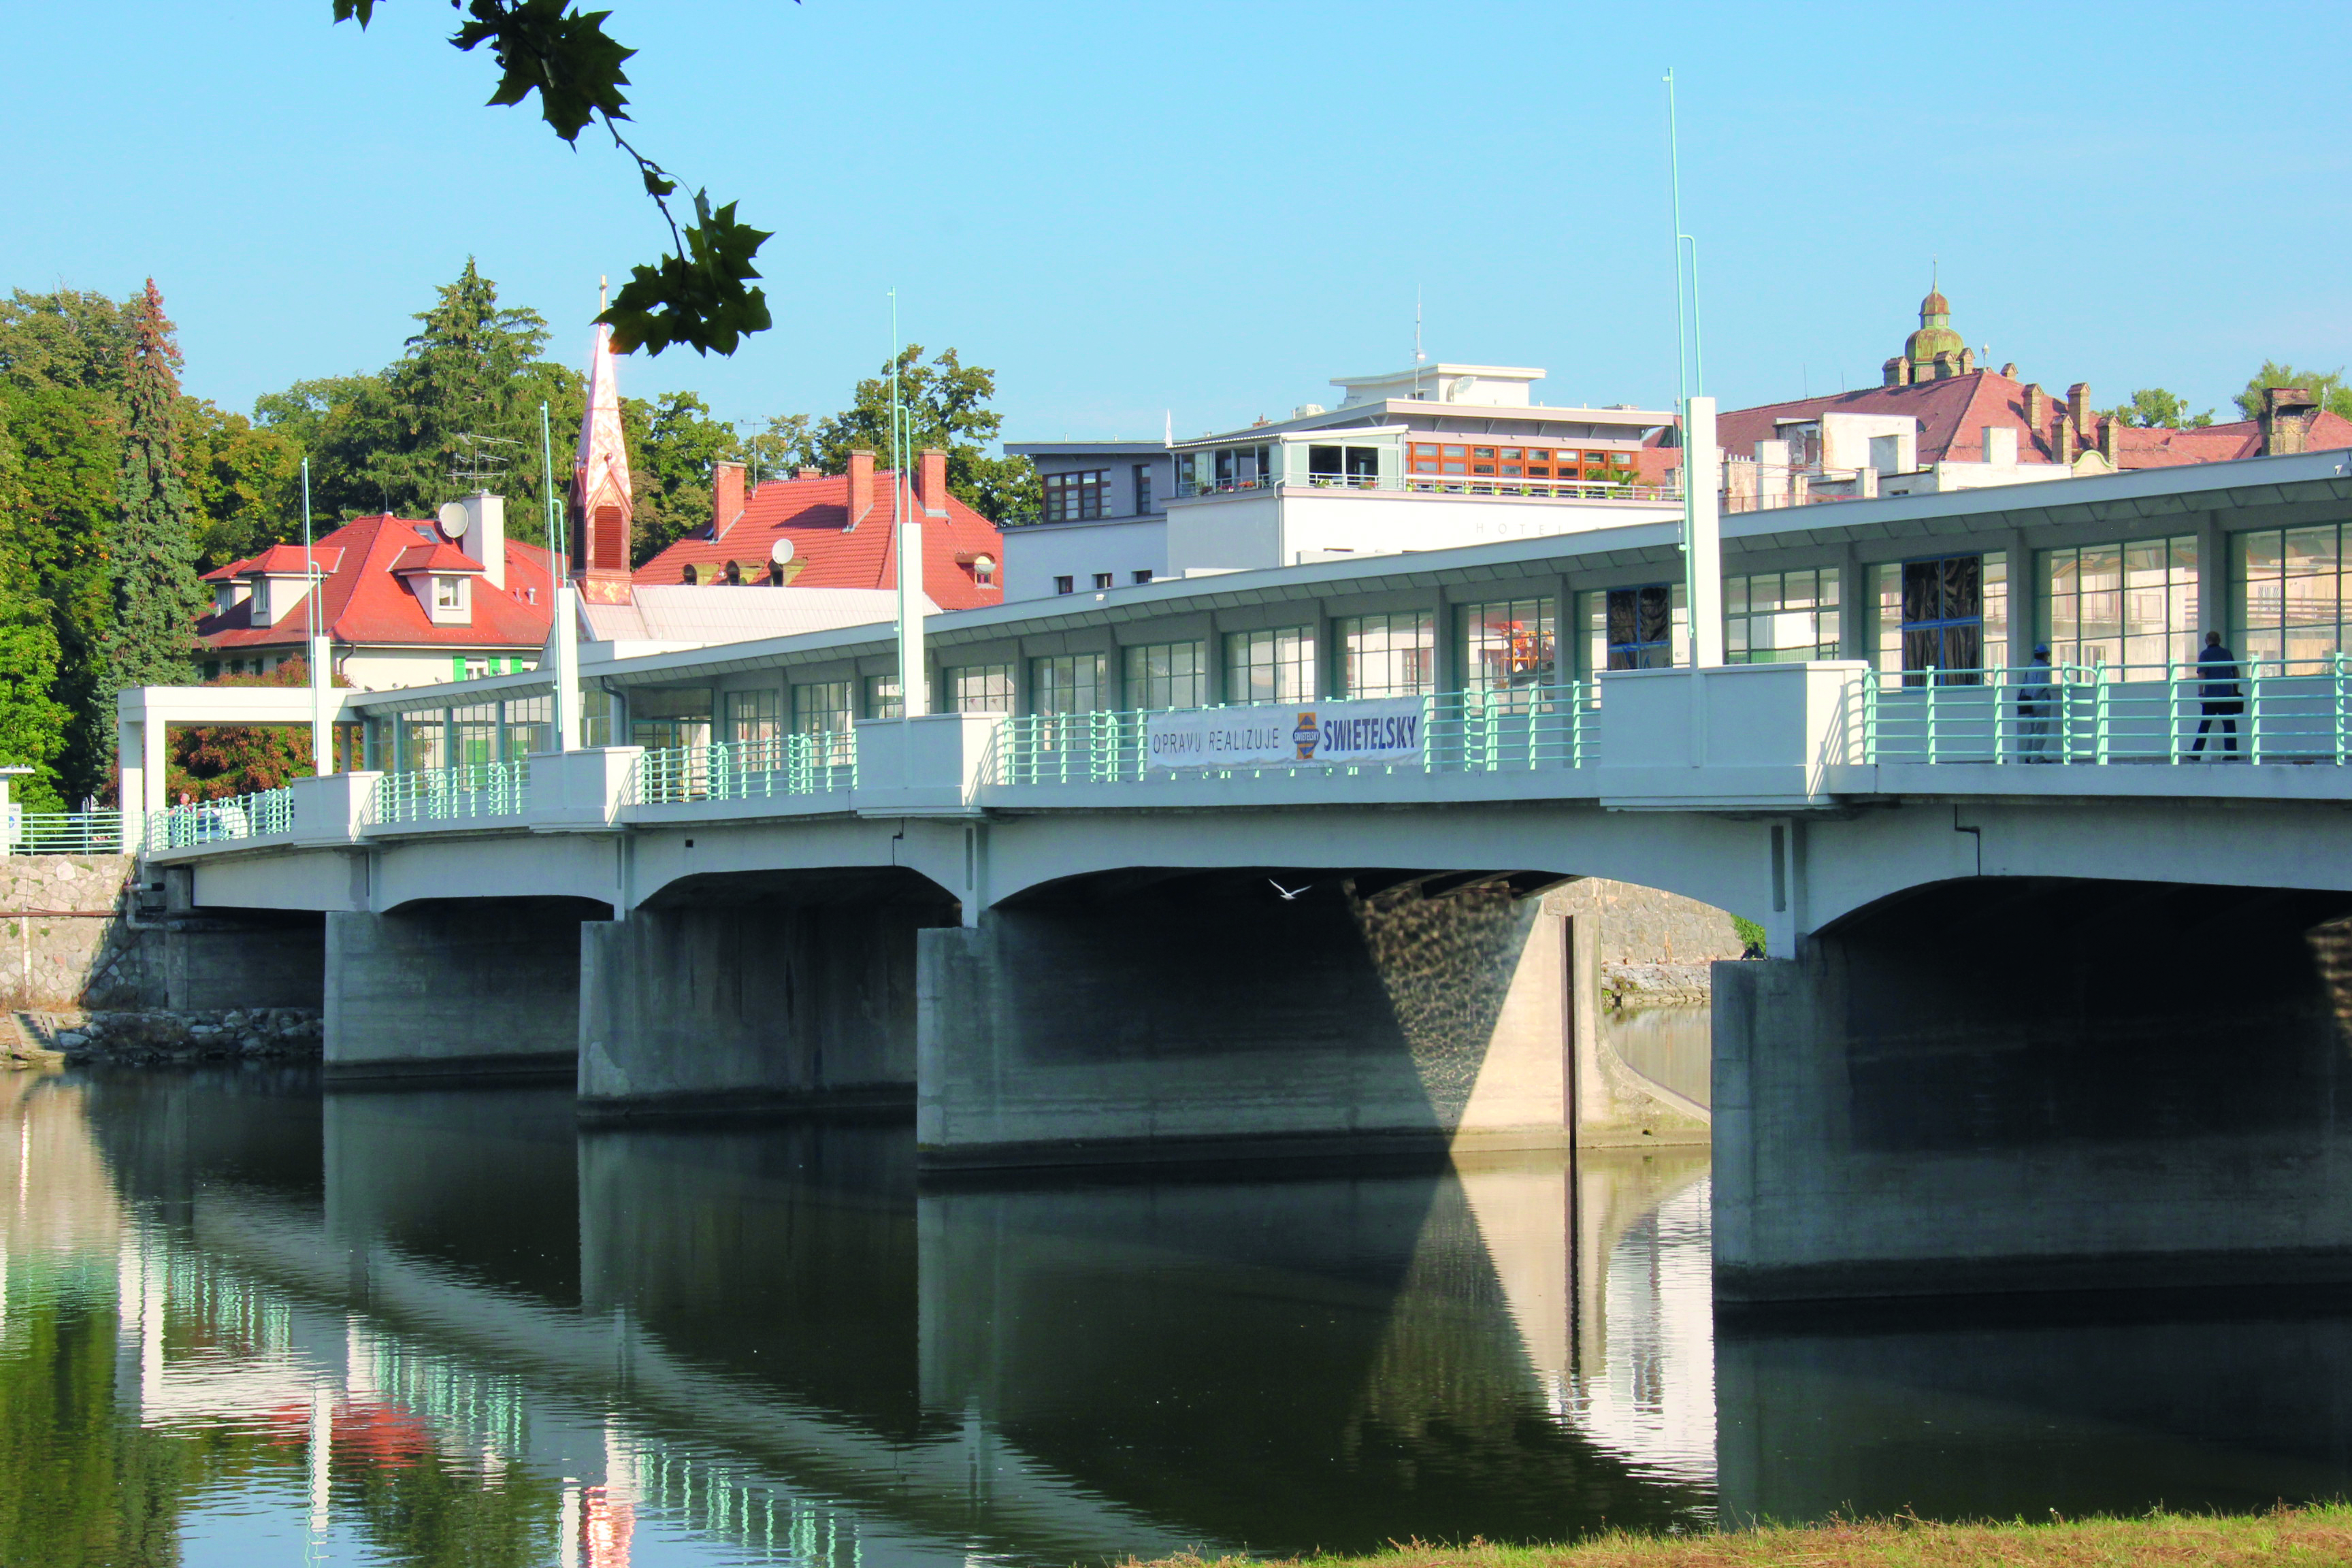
[[973, 554, 996, 586], [250, 577, 272, 625], [434, 575, 469, 614]]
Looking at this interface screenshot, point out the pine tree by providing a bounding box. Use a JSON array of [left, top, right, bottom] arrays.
[[100, 280, 207, 766]]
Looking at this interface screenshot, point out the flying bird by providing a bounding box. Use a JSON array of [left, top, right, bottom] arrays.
[[1269, 879, 1310, 901]]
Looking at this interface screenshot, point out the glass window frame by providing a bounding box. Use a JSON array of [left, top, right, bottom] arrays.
[[1335, 610, 1436, 698], [1122, 640, 1207, 711], [1222, 626, 1316, 704]]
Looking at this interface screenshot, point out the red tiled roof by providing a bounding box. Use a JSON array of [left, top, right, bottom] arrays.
[[2112, 410, 2352, 469], [203, 544, 342, 582], [197, 514, 555, 652], [634, 470, 1006, 611], [389, 542, 485, 574], [1714, 370, 2072, 467]]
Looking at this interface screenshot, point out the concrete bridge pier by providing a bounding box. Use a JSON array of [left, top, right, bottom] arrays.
[[154, 866, 325, 1011], [1713, 877, 2352, 1303], [325, 898, 607, 1082], [577, 870, 958, 1119], [917, 871, 1581, 1169]]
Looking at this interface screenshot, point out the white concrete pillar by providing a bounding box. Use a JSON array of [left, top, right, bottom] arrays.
[[1684, 397, 1724, 667], [310, 635, 333, 774], [554, 581, 582, 749], [897, 472, 928, 718]]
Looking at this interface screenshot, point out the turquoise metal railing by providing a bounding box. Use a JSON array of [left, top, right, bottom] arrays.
[[369, 760, 530, 824], [987, 685, 1600, 785], [144, 789, 294, 851], [630, 731, 856, 805], [10, 811, 124, 855], [1859, 655, 2352, 764]]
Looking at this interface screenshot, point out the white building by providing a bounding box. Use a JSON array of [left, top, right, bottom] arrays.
[[1000, 365, 1680, 601]]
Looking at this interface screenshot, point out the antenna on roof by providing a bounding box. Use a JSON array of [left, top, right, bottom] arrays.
[[1414, 286, 1424, 364], [448, 431, 521, 491], [599, 274, 608, 314]]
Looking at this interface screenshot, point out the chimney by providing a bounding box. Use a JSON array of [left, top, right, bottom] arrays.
[[1982, 426, 2018, 466], [458, 491, 505, 589], [2262, 386, 2320, 456], [2023, 383, 2048, 438], [2068, 382, 2093, 434], [919, 448, 949, 517], [847, 448, 876, 527], [712, 460, 745, 540], [2055, 419, 2077, 464], [796, 468, 819, 481], [2098, 416, 2120, 466]]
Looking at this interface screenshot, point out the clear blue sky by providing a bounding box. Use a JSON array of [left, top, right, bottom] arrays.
[[5, 3, 2343, 444]]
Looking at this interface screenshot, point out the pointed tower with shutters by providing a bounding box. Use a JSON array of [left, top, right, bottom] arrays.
[[572, 321, 636, 604]]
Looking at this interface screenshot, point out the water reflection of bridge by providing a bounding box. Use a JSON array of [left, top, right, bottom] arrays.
[[36, 1069, 1718, 1561]]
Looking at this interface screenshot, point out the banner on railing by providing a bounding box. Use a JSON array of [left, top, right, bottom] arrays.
[[1146, 697, 1424, 770]]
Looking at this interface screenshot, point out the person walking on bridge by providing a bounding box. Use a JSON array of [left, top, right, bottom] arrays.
[[2018, 643, 2056, 762], [2190, 630, 2243, 759]]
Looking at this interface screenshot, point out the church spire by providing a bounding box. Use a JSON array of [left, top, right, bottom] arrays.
[[572, 314, 636, 604]]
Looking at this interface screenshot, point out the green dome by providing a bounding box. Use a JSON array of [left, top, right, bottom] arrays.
[[1906, 289, 1961, 363]]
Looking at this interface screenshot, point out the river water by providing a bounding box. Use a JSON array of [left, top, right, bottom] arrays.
[[6, 1046, 2352, 1568]]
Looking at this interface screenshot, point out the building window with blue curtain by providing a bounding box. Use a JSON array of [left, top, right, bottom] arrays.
[[1877, 553, 2007, 685]]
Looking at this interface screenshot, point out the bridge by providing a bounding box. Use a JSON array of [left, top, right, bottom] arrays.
[[118, 449, 2352, 1302]]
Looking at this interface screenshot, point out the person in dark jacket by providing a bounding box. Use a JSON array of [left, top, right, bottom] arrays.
[[2190, 630, 2242, 758], [2018, 643, 2056, 761]]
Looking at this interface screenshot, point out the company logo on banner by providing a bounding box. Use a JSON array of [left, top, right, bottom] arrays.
[[1147, 697, 1423, 770]]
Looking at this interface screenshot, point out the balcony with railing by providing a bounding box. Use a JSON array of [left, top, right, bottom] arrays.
[[1174, 468, 1680, 504], [143, 789, 294, 852], [8, 811, 125, 855], [368, 760, 532, 827], [628, 731, 857, 808], [1859, 657, 2352, 766]]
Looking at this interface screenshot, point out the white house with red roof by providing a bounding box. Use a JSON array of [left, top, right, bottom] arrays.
[[197, 492, 555, 689]]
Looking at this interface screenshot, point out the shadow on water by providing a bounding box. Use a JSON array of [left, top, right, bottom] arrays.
[[14, 1064, 2352, 1565]]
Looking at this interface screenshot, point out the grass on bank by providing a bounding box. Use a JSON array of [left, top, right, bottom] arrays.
[[1128, 1503, 2352, 1567]]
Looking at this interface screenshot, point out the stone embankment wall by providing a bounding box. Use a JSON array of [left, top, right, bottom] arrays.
[[1544, 877, 1745, 1009], [0, 855, 161, 1010], [17, 1007, 323, 1065]]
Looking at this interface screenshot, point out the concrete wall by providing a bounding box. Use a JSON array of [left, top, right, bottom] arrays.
[[324, 898, 598, 1081], [163, 916, 323, 1011], [1548, 878, 1744, 967], [578, 879, 953, 1116], [917, 877, 1570, 1167], [1714, 877, 2352, 1302]]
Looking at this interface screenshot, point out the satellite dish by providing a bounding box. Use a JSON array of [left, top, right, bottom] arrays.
[[769, 537, 796, 566], [436, 501, 469, 538]]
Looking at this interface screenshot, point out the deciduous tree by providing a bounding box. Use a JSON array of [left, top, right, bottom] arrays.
[[2105, 388, 2214, 429], [2234, 362, 2352, 422], [800, 346, 1038, 523]]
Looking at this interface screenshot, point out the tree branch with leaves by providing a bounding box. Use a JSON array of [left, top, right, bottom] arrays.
[[332, 1, 776, 357]]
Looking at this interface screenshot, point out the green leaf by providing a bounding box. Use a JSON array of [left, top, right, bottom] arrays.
[[448, 0, 636, 144], [330, 0, 377, 25], [598, 193, 772, 357]]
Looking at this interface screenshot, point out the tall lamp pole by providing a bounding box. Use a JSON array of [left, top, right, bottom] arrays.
[[1666, 69, 1722, 670]]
